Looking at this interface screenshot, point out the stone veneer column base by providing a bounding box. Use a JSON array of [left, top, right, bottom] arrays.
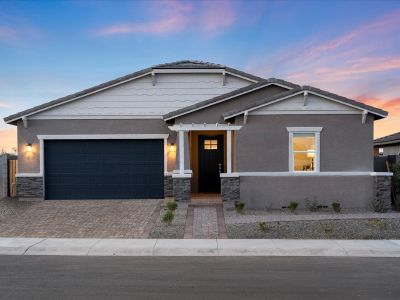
[[221, 175, 240, 202], [164, 175, 173, 197], [373, 175, 392, 210], [172, 176, 191, 202], [16, 176, 44, 200]]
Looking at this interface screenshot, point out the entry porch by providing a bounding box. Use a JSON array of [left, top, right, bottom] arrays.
[[167, 124, 241, 203]]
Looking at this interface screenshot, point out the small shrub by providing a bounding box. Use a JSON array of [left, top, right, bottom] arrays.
[[370, 197, 388, 213], [305, 197, 319, 212], [258, 222, 269, 232], [235, 202, 245, 213], [166, 201, 178, 211], [367, 219, 388, 230], [321, 222, 334, 233], [332, 202, 341, 213], [288, 201, 298, 213], [162, 210, 174, 224]]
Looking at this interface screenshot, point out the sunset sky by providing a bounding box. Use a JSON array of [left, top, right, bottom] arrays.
[[1, 0, 399, 153]]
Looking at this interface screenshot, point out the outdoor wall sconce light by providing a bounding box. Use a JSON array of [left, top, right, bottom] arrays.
[[26, 143, 32, 152], [169, 143, 176, 152]]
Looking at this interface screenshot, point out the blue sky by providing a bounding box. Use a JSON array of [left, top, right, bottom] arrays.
[[1, 0, 400, 151]]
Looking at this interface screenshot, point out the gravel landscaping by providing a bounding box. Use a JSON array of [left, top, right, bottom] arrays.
[[149, 204, 188, 239], [227, 218, 400, 239]]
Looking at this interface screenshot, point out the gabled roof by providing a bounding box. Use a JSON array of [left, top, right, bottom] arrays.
[[4, 60, 263, 124], [222, 85, 388, 120], [374, 132, 400, 146], [163, 78, 300, 120]]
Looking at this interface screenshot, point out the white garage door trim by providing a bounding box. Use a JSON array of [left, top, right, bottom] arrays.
[[16, 134, 169, 177]]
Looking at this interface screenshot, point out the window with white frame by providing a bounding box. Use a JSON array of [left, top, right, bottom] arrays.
[[287, 127, 322, 172]]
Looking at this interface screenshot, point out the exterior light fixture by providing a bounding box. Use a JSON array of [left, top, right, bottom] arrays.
[[26, 143, 33, 152], [169, 143, 176, 152]]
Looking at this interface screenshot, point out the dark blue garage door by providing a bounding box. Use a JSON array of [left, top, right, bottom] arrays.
[[44, 140, 164, 200]]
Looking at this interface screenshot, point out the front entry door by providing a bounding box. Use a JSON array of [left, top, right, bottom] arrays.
[[198, 135, 224, 193]]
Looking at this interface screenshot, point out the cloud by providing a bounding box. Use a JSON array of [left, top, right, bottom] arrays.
[[0, 127, 17, 154], [0, 102, 12, 108], [96, 0, 236, 36], [0, 24, 41, 44], [247, 10, 400, 82], [357, 96, 400, 139], [245, 10, 400, 139]]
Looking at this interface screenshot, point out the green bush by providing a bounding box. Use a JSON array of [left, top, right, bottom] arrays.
[[162, 210, 174, 224], [288, 201, 298, 213], [166, 201, 178, 211], [305, 197, 319, 212], [332, 202, 341, 213], [258, 222, 269, 232], [235, 202, 245, 213]]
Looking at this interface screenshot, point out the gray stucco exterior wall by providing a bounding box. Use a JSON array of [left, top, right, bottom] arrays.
[[233, 114, 374, 172], [239, 175, 375, 209], [175, 85, 287, 124]]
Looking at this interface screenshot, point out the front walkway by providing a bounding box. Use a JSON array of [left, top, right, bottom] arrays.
[[184, 204, 227, 239], [0, 198, 160, 238]]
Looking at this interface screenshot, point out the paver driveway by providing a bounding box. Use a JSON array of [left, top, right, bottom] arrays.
[[0, 198, 161, 238]]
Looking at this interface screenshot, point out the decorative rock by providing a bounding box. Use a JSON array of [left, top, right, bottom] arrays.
[[221, 176, 240, 202], [173, 177, 191, 202], [373, 176, 392, 211], [164, 175, 173, 197], [16, 177, 44, 199]]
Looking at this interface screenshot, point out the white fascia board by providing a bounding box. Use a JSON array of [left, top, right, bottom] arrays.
[[164, 83, 277, 121], [308, 91, 387, 118], [5, 72, 152, 124], [224, 90, 385, 120], [37, 134, 169, 140], [168, 124, 242, 131], [224, 71, 259, 83]]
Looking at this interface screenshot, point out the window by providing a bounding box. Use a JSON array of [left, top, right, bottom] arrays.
[[204, 139, 218, 150], [287, 127, 322, 172], [379, 148, 384, 156]]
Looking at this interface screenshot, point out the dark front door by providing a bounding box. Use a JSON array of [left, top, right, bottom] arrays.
[[198, 135, 224, 193], [44, 139, 164, 200]]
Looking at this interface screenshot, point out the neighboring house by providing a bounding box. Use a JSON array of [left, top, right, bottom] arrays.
[[3, 60, 392, 209], [374, 132, 400, 156]]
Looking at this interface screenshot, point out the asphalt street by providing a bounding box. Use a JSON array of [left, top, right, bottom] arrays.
[[0, 256, 399, 299]]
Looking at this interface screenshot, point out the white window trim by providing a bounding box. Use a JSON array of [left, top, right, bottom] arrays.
[[17, 134, 169, 178], [287, 127, 322, 173]]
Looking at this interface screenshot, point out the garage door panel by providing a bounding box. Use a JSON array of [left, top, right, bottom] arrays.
[[44, 139, 164, 200]]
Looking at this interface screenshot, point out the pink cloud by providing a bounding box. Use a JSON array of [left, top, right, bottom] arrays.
[[96, 0, 236, 36], [0, 26, 15, 38], [245, 10, 400, 139], [0, 102, 12, 108], [198, 1, 236, 33]]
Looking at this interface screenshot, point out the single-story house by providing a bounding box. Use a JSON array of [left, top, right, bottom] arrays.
[[3, 60, 392, 209], [374, 132, 400, 156]]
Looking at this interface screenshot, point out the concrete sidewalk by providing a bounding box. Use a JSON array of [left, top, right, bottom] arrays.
[[1, 238, 400, 257]]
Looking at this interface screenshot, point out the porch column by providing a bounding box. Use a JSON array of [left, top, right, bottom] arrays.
[[178, 130, 184, 174], [227, 130, 232, 173]]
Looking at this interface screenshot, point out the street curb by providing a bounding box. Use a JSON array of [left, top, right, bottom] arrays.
[[0, 238, 400, 257]]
